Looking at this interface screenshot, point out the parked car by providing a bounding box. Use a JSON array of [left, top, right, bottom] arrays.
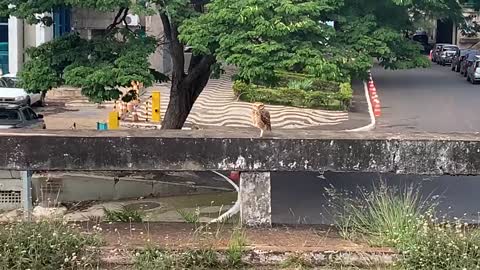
[[451, 49, 471, 72], [460, 50, 480, 76], [0, 103, 45, 129], [0, 74, 44, 106], [432, 43, 451, 63], [412, 32, 432, 54], [438, 45, 459, 66], [466, 56, 480, 84]]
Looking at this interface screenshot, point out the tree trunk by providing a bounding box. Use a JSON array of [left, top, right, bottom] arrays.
[[161, 65, 213, 129], [158, 10, 215, 129], [161, 81, 198, 129]]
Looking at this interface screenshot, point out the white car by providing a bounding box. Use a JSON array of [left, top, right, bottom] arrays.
[[0, 74, 44, 106]]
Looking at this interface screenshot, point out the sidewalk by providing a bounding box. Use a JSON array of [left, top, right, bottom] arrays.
[[39, 77, 371, 131], [131, 73, 357, 130]]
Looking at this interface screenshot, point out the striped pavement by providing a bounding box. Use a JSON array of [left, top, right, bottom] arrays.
[[131, 75, 349, 129]]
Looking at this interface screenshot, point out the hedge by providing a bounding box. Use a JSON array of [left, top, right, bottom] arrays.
[[233, 79, 353, 111]]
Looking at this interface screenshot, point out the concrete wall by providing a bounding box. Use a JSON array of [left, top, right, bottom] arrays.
[[146, 14, 170, 73], [455, 8, 480, 48], [71, 8, 117, 39]]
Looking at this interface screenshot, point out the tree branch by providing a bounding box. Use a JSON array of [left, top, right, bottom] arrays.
[[107, 8, 129, 31], [159, 11, 185, 81], [184, 55, 216, 97]]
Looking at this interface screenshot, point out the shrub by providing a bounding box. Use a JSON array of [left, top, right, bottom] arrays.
[[327, 182, 431, 248], [287, 79, 314, 91], [0, 221, 101, 270], [328, 181, 480, 269], [400, 223, 480, 270], [233, 80, 352, 110], [276, 71, 341, 92]]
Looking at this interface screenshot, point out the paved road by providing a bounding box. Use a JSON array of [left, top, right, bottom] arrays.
[[374, 64, 480, 132], [272, 64, 480, 225]]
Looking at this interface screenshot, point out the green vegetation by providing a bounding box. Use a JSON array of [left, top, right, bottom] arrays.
[[233, 74, 353, 110], [226, 228, 247, 267], [0, 221, 101, 270], [329, 182, 480, 269], [134, 248, 220, 270], [177, 207, 201, 224], [104, 206, 145, 222], [329, 182, 430, 248], [1, 0, 473, 128], [281, 254, 313, 269]]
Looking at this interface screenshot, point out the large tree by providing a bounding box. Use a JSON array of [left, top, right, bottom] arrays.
[[0, 0, 473, 129]]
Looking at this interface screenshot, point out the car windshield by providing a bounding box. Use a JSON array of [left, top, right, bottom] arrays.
[[0, 77, 19, 88], [0, 108, 20, 121], [468, 53, 480, 60]]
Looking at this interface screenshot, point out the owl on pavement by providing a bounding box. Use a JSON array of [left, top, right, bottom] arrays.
[[252, 102, 272, 137]]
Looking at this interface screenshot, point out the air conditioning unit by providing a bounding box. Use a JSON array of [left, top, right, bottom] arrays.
[[125, 14, 140, 27]]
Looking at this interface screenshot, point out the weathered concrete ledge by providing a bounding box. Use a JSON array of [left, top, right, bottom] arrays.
[[0, 129, 479, 175]]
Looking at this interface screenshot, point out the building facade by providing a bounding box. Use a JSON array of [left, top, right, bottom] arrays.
[[0, 8, 172, 76]]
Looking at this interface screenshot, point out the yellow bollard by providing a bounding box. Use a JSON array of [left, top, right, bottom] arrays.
[[108, 111, 120, 129], [151, 91, 161, 123]]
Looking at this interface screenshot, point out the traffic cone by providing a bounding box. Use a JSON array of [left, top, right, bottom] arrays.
[[373, 100, 382, 117]]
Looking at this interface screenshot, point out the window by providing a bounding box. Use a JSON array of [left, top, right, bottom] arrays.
[[22, 109, 32, 121], [0, 18, 7, 43], [25, 108, 38, 120], [53, 7, 71, 38], [0, 109, 20, 121], [0, 17, 8, 74]]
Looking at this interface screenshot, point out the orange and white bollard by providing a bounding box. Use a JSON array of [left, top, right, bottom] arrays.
[[372, 98, 382, 118]]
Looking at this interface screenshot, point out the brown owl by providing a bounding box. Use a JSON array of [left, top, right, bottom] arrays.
[[252, 102, 272, 137]]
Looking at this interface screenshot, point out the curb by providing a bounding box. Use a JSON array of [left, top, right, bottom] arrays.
[[100, 247, 396, 268], [346, 79, 376, 132], [119, 121, 193, 130]]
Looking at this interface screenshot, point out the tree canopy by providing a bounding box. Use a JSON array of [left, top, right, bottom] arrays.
[[0, 0, 476, 128]]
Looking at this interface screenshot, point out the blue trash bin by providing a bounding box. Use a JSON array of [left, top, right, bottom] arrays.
[[97, 122, 108, 130]]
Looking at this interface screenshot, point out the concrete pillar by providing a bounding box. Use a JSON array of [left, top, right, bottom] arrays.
[[8, 16, 23, 75], [21, 170, 33, 221], [35, 14, 54, 46], [240, 172, 272, 227]]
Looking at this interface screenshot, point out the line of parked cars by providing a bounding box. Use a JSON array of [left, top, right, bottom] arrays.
[[0, 74, 46, 129], [432, 44, 480, 84]]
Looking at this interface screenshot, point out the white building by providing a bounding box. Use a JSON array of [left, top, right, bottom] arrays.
[[0, 8, 172, 76]]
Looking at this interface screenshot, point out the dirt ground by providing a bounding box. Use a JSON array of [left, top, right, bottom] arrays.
[[36, 101, 111, 129], [81, 222, 393, 254]]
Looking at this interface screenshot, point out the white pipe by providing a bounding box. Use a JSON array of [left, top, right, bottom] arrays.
[[208, 171, 240, 224]]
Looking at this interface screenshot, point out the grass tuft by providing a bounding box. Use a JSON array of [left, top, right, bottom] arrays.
[[104, 206, 144, 222], [0, 220, 101, 270], [226, 228, 247, 267], [134, 248, 220, 270], [328, 180, 480, 269]]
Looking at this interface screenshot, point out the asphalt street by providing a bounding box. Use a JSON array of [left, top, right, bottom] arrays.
[[375, 64, 480, 133], [272, 63, 480, 224]]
